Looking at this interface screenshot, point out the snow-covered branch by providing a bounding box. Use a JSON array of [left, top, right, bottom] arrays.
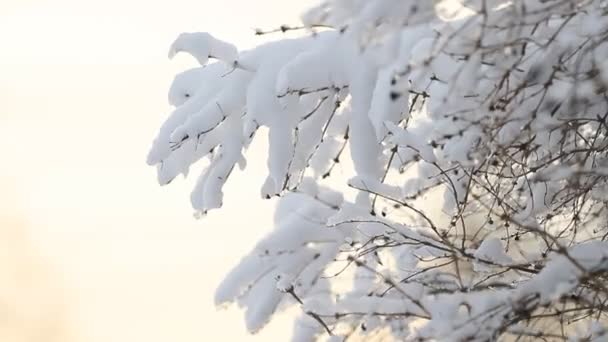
[[148, 0, 608, 340]]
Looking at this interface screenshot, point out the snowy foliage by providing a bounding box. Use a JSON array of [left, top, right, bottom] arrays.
[[148, 0, 608, 340]]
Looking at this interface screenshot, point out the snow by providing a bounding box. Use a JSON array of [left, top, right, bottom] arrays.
[[517, 241, 608, 303], [148, 1, 608, 340], [168, 32, 238, 66], [473, 238, 513, 272]]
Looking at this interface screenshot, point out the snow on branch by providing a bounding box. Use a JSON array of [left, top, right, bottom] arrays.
[[148, 0, 608, 340]]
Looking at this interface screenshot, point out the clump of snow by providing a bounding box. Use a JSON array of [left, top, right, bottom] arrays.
[[169, 32, 238, 66]]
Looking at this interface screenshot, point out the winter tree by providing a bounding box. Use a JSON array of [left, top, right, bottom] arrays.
[[147, 0, 608, 340]]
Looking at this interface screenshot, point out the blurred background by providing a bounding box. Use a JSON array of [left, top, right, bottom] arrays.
[[0, 0, 316, 340]]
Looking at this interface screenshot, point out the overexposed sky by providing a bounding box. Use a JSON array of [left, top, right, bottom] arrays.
[[0, 0, 316, 340]]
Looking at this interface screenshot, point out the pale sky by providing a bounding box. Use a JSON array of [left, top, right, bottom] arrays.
[[0, 0, 316, 341]]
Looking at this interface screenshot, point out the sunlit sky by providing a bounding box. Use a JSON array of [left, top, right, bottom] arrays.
[[0, 0, 316, 340]]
